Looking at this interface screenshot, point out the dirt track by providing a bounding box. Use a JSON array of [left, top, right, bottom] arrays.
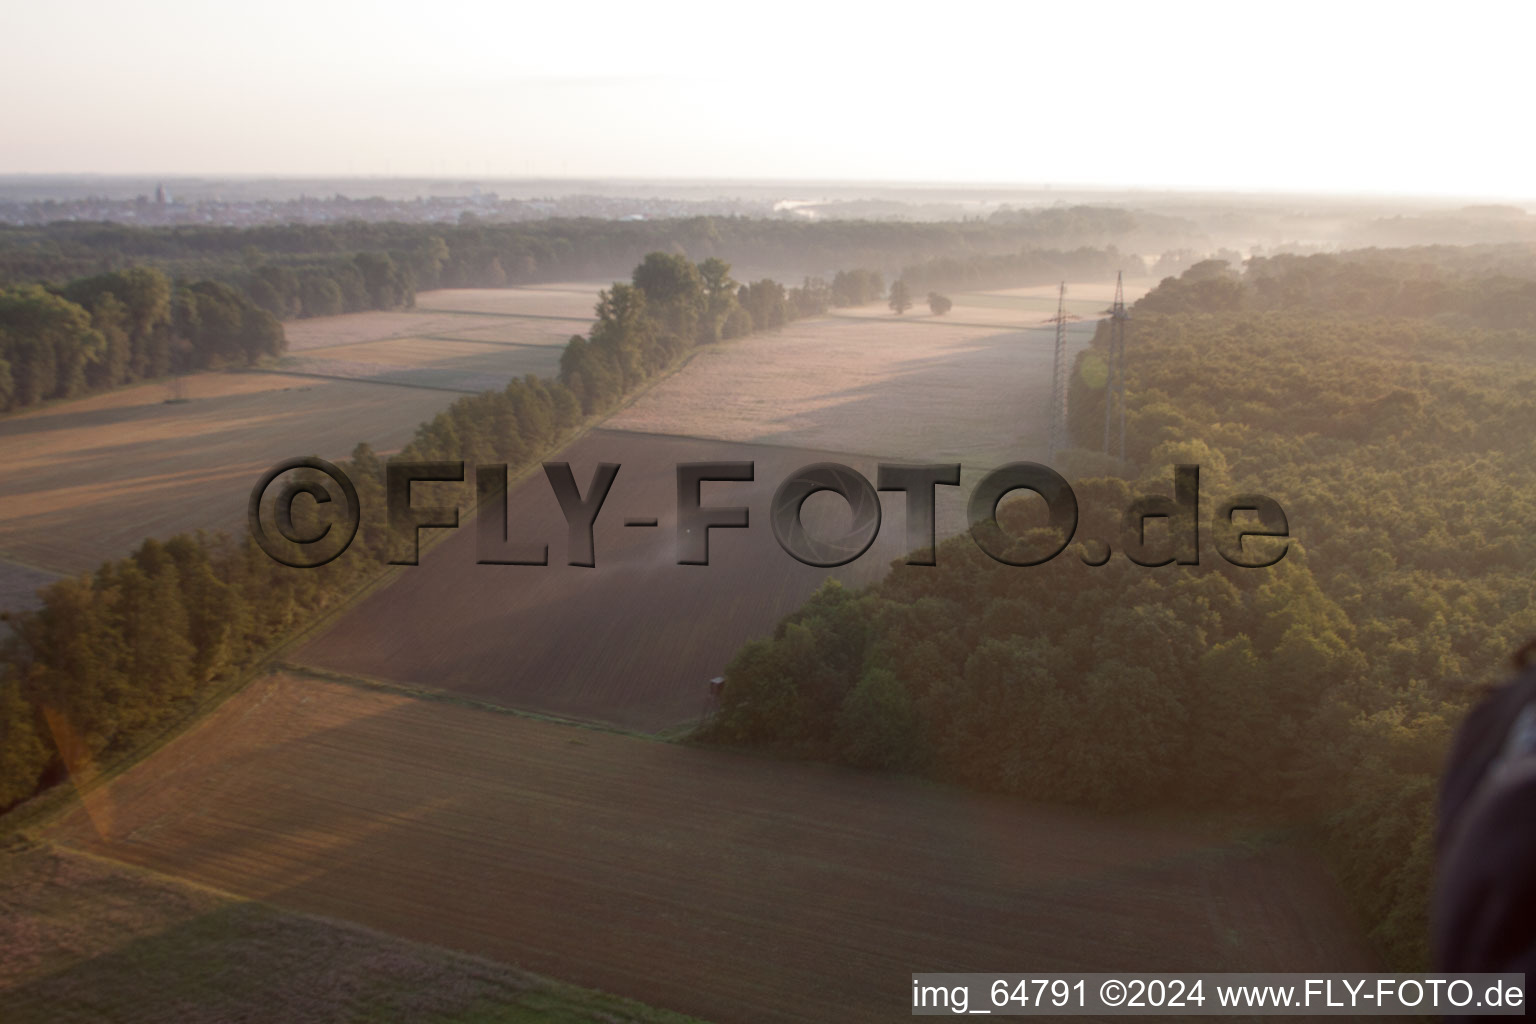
[[50, 672, 1380, 1024]]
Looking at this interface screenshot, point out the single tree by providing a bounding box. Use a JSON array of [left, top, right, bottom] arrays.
[[889, 280, 912, 316], [928, 292, 953, 316]]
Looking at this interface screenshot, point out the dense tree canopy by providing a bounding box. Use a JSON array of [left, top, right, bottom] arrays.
[[0, 268, 282, 412]]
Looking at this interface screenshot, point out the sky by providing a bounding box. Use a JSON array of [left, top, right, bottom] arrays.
[[3, 0, 1532, 199]]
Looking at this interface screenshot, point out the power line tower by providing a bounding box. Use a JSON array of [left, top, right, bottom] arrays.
[[1102, 271, 1130, 462], [1044, 282, 1077, 462]]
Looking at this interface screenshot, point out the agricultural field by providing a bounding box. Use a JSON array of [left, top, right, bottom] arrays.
[[44, 672, 1381, 1024], [0, 844, 701, 1024], [415, 284, 605, 320], [282, 284, 601, 351], [0, 284, 605, 613], [296, 429, 980, 732], [606, 311, 1099, 467], [297, 294, 1110, 732], [280, 336, 562, 393], [0, 372, 451, 576]]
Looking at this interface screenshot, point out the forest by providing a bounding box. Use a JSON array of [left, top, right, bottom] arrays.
[[699, 248, 1536, 970], [0, 213, 1154, 321], [0, 251, 831, 811], [0, 205, 1169, 287]]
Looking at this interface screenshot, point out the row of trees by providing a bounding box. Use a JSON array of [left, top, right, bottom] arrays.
[[0, 253, 821, 810], [883, 282, 952, 315], [702, 257, 1536, 969], [0, 269, 282, 412]]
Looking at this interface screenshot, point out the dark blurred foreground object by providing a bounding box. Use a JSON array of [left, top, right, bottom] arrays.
[[1434, 639, 1536, 1009]]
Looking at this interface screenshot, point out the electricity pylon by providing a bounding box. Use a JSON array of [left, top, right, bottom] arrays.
[[1102, 271, 1130, 462], [1044, 282, 1078, 462]]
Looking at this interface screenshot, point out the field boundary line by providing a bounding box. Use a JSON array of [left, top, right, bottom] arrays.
[[0, 370, 226, 424], [274, 661, 669, 742], [0, 551, 70, 579], [412, 307, 592, 323], [414, 334, 572, 350], [236, 368, 482, 395], [5, 841, 709, 1023], [824, 312, 1104, 333]]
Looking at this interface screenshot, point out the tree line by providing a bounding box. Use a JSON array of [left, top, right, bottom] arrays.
[[700, 255, 1536, 970]]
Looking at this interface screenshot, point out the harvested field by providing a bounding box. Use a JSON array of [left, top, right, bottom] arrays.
[[281, 283, 602, 352], [424, 317, 584, 346], [0, 373, 451, 573], [607, 315, 1100, 465], [280, 336, 562, 392], [0, 286, 604, 574], [282, 309, 500, 351], [47, 672, 1381, 1024], [284, 309, 584, 352], [0, 844, 700, 1024], [414, 284, 604, 320], [296, 429, 976, 732]]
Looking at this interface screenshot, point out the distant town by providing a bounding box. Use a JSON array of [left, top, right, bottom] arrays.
[[0, 186, 782, 227]]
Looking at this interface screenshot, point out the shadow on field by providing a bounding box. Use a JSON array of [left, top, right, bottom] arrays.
[[740, 320, 1098, 464]]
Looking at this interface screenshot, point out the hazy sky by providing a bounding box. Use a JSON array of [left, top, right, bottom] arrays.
[[4, 0, 1531, 198]]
